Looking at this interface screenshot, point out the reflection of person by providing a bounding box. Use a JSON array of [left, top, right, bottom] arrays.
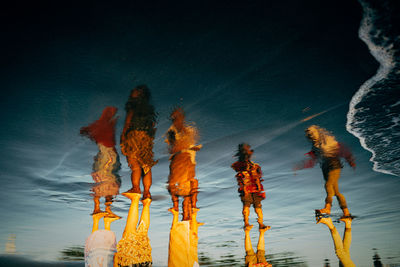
[[120, 85, 157, 200], [316, 216, 356, 267], [114, 193, 152, 267], [85, 213, 120, 267], [81, 107, 122, 267], [80, 106, 121, 217], [244, 225, 272, 267], [294, 125, 355, 218], [165, 107, 201, 221], [232, 144, 268, 229]]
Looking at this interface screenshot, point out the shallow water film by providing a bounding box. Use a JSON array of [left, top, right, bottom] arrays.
[[1, 0, 400, 266]]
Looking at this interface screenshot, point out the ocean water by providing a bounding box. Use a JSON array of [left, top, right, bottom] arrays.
[[1, 1, 399, 267], [347, 0, 400, 177]]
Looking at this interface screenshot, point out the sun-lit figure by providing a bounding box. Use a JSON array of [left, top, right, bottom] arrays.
[[232, 143, 269, 229], [80, 106, 121, 218], [165, 107, 202, 267], [81, 106, 122, 267], [294, 125, 356, 218], [120, 85, 158, 200], [165, 107, 201, 221]]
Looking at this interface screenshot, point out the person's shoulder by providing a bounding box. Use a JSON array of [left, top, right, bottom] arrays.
[[251, 161, 261, 168], [232, 161, 245, 171]]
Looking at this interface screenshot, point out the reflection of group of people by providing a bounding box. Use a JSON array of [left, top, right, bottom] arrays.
[[81, 85, 203, 267], [230, 126, 357, 266], [81, 85, 357, 267]]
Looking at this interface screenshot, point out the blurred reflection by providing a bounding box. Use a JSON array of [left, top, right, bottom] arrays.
[[316, 214, 355, 267], [59, 246, 85, 261], [372, 249, 383, 267], [244, 225, 271, 267], [114, 193, 152, 267], [80, 106, 121, 267], [294, 125, 356, 218], [165, 107, 202, 267], [232, 144, 269, 229], [120, 85, 158, 199], [5, 234, 16, 255]]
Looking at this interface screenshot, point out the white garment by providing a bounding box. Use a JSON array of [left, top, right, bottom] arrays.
[[85, 230, 116, 267]]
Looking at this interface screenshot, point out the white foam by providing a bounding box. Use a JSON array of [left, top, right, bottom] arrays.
[[346, 0, 397, 176]]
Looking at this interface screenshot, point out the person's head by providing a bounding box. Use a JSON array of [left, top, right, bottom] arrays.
[[305, 125, 320, 144], [129, 84, 151, 101], [235, 143, 253, 161], [170, 107, 185, 131]]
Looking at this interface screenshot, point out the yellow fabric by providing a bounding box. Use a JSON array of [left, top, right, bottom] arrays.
[[168, 221, 198, 267], [115, 221, 152, 266]]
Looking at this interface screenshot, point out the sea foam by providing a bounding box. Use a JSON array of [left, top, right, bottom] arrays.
[[346, 0, 400, 176]]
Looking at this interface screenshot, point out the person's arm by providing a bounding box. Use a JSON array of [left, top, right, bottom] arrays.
[[339, 143, 356, 169], [293, 150, 317, 171]]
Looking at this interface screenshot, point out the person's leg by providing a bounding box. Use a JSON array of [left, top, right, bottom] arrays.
[[319, 170, 334, 214], [104, 215, 120, 231], [190, 207, 204, 237], [142, 169, 152, 199], [317, 217, 344, 257], [121, 192, 140, 238], [127, 158, 142, 194], [244, 224, 254, 253], [243, 204, 251, 227], [92, 196, 102, 214], [104, 196, 119, 218], [171, 193, 179, 211], [340, 217, 353, 255], [168, 207, 179, 227], [330, 169, 350, 216], [190, 178, 199, 209], [182, 196, 192, 221], [317, 216, 355, 266], [140, 198, 152, 234], [256, 226, 271, 264], [254, 197, 270, 229], [91, 212, 106, 233]]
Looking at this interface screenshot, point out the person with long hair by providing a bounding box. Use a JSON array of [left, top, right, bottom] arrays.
[[120, 85, 158, 200]]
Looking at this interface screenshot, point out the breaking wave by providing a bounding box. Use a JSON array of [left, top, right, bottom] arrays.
[[346, 0, 400, 176]]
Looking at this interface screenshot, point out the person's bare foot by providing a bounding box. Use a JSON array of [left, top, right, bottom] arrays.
[[259, 225, 271, 232], [317, 208, 331, 214], [91, 209, 104, 215], [339, 216, 353, 229], [316, 217, 334, 229], [168, 208, 179, 215], [104, 214, 121, 223], [121, 192, 141, 200], [124, 187, 141, 194], [244, 224, 254, 232], [142, 191, 152, 200], [91, 211, 107, 219], [141, 198, 152, 206]]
